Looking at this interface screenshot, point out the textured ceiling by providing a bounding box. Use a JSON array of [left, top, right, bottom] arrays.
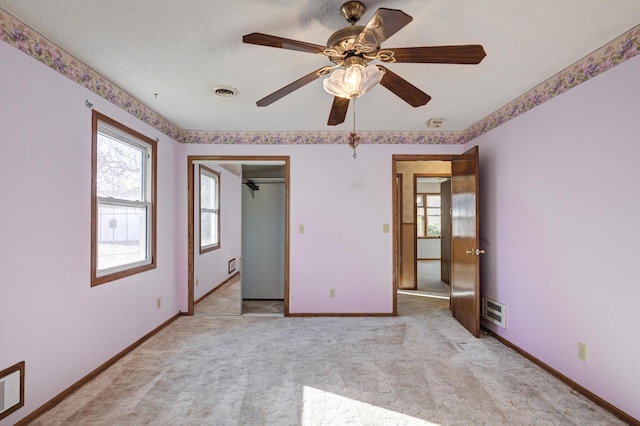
[[1, 1, 640, 133]]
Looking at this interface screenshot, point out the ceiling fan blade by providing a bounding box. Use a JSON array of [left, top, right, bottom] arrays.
[[243, 32, 326, 55], [328, 97, 350, 126], [387, 45, 487, 64], [378, 66, 431, 107], [357, 8, 412, 48], [256, 68, 324, 107]]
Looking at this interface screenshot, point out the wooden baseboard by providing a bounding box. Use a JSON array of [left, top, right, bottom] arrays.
[[15, 312, 181, 426], [483, 327, 639, 426], [194, 271, 240, 305]]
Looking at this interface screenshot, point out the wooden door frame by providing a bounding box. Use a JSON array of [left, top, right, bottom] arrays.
[[392, 154, 457, 314], [187, 155, 290, 316], [395, 173, 403, 301]]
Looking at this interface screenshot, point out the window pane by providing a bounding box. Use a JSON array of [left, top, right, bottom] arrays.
[[427, 208, 440, 216], [199, 166, 220, 251], [426, 195, 441, 207], [201, 175, 215, 209], [97, 204, 147, 270], [92, 111, 156, 286], [97, 133, 144, 201], [201, 211, 218, 246], [416, 195, 424, 207], [427, 216, 442, 235]]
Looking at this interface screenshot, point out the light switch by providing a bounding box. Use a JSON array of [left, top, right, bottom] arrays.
[[299, 224, 304, 234], [383, 224, 389, 233]]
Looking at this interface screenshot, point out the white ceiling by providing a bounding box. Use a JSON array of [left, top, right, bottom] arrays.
[[1, 1, 639, 133]]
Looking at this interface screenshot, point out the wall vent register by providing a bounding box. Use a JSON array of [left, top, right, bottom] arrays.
[[0, 361, 25, 421], [482, 296, 507, 328]]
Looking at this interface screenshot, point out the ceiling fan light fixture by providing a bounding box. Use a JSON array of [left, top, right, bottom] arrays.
[[323, 63, 384, 99]]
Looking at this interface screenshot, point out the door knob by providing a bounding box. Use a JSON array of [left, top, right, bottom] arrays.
[[466, 249, 485, 255]]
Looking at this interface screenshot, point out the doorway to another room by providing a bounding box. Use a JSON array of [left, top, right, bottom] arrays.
[[187, 156, 290, 317], [415, 176, 451, 300], [395, 159, 451, 294], [393, 149, 482, 337]]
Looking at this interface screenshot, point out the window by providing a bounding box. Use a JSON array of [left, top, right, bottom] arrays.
[[416, 193, 441, 237], [91, 111, 156, 286], [199, 165, 220, 253]]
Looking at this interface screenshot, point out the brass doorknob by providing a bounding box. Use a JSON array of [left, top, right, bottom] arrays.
[[466, 249, 486, 255]]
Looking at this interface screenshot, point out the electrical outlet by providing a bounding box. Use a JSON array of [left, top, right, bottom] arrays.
[[329, 288, 336, 298], [157, 298, 161, 309], [196, 278, 199, 287], [578, 342, 588, 362]]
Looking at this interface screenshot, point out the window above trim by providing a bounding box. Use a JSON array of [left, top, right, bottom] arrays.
[[199, 165, 220, 253], [91, 110, 157, 286]]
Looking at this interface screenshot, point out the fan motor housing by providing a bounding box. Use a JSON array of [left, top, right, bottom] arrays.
[[327, 25, 365, 53]]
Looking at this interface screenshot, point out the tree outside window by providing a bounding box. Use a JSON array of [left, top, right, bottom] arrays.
[[417, 193, 441, 237], [91, 111, 156, 286]]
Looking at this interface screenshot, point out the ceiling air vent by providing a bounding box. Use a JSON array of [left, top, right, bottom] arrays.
[[426, 118, 444, 128], [211, 85, 239, 97]]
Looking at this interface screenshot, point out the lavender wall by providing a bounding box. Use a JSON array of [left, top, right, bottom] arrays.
[[0, 36, 461, 423], [0, 42, 182, 425], [178, 144, 461, 314], [193, 164, 242, 301], [472, 54, 640, 419], [5, 16, 638, 422]]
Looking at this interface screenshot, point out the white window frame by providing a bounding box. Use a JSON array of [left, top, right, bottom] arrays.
[[91, 111, 157, 286], [199, 165, 220, 253]]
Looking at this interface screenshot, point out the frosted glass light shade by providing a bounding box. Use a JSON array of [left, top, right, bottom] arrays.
[[323, 64, 384, 99]]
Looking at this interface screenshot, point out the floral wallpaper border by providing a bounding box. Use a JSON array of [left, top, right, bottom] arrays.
[[1, 9, 638, 145], [467, 25, 640, 140], [0, 9, 183, 141], [176, 130, 467, 145]]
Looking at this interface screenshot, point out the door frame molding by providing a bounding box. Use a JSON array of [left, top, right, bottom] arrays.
[[395, 173, 403, 300], [392, 154, 457, 315], [187, 155, 290, 316]]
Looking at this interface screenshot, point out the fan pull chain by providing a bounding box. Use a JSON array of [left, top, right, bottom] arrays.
[[347, 97, 360, 159]]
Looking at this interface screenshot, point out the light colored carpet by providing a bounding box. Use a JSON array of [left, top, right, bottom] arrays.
[[415, 260, 450, 299], [194, 275, 241, 316], [30, 294, 624, 425], [242, 300, 285, 315]]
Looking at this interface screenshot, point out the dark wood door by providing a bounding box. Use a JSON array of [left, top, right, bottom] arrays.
[[451, 146, 481, 337]]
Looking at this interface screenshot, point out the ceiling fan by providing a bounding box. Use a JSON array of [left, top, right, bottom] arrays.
[[242, 1, 486, 126]]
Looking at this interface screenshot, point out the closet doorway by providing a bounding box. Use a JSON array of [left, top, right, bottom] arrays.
[[187, 156, 290, 316]]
